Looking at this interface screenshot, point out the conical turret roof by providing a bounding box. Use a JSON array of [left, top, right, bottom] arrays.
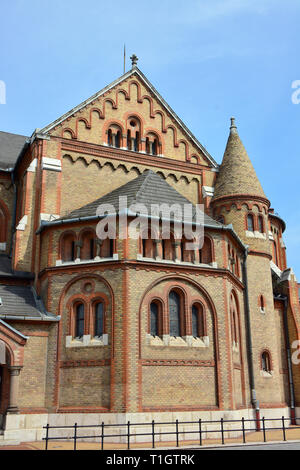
[[213, 118, 268, 202]]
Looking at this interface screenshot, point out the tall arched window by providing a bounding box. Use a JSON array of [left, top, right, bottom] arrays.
[[169, 291, 181, 337], [107, 125, 122, 148], [162, 233, 176, 261], [192, 304, 205, 338], [247, 214, 254, 232], [181, 236, 193, 263], [200, 236, 213, 264], [230, 293, 239, 345], [81, 230, 96, 260], [75, 303, 85, 338], [272, 240, 279, 266], [94, 301, 104, 337], [141, 229, 156, 259], [258, 215, 264, 233], [101, 238, 114, 258], [150, 302, 159, 337], [0, 207, 6, 245], [261, 351, 271, 372], [146, 134, 159, 155], [61, 233, 76, 262]]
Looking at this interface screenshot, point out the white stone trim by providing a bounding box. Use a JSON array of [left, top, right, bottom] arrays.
[[202, 186, 214, 198], [41, 157, 62, 172], [56, 255, 118, 267], [27, 158, 38, 172], [16, 215, 28, 231], [66, 334, 108, 348], [270, 260, 282, 278], [260, 369, 273, 378], [245, 230, 266, 239], [40, 213, 60, 222], [280, 238, 286, 248], [146, 334, 209, 348], [137, 254, 217, 269]]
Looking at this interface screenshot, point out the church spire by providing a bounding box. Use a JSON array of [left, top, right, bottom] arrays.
[[213, 118, 268, 203]]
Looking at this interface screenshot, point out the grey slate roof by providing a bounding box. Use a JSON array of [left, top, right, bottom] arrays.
[[0, 284, 57, 321], [56, 170, 222, 228], [0, 131, 28, 171]]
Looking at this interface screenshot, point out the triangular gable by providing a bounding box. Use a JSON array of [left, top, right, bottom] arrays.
[[38, 67, 217, 168]]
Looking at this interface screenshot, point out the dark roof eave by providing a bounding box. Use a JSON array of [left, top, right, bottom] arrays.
[[269, 212, 286, 232], [0, 314, 61, 322]]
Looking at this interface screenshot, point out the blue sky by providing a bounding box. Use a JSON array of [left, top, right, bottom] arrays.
[[1, 0, 300, 279]]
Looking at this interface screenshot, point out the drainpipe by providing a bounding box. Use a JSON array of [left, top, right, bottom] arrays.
[[242, 248, 260, 430], [279, 294, 296, 425], [9, 171, 17, 259]]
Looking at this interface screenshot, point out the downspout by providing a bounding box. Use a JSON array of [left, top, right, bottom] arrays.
[[9, 171, 17, 259], [242, 247, 260, 429], [280, 294, 296, 424]]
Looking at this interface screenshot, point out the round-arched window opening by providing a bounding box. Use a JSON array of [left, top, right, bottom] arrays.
[[130, 120, 136, 127]]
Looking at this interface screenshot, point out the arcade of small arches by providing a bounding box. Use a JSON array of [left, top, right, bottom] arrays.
[[106, 116, 162, 156], [57, 227, 216, 267]]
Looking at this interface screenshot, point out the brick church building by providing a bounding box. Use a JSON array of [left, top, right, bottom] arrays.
[[0, 57, 300, 443]]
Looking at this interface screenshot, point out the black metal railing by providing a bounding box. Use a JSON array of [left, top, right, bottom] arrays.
[[43, 416, 300, 450]]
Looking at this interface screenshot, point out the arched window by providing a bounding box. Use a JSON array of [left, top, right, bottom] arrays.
[[230, 293, 239, 345], [146, 134, 159, 156], [141, 229, 156, 259], [247, 214, 254, 232], [261, 351, 271, 372], [61, 233, 76, 262], [258, 215, 264, 233], [169, 291, 182, 337], [0, 206, 6, 244], [259, 295, 265, 312], [192, 304, 205, 338], [127, 118, 140, 151], [75, 303, 85, 338], [181, 236, 193, 263], [107, 125, 121, 148], [162, 232, 176, 261], [94, 301, 104, 337], [200, 236, 213, 264], [150, 302, 159, 337], [101, 238, 114, 258], [81, 230, 96, 260], [107, 128, 112, 146], [272, 240, 278, 266]]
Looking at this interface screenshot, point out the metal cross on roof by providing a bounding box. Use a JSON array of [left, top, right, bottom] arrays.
[[130, 54, 138, 68]]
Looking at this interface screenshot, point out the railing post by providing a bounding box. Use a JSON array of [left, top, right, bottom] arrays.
[[176, 419, 179, 447], [74, 422, 78, 451], [101, 422, 104, 450], [282, 416, 286, 441], [199, 419, 202, 446], [221, 418, 224, 444], [127, 421, 130, 450], [45, 423, 49, 450], [262, 417, 266, 442], [152, 420, 155, 449], [242, 417, 246, 444]]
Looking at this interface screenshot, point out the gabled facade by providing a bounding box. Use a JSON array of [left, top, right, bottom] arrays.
[[0, 61, 300, 444]]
